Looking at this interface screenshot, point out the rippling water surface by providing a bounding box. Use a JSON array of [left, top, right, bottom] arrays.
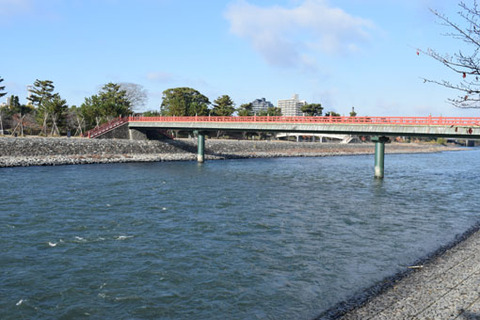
[[1, 149, 480, 319]]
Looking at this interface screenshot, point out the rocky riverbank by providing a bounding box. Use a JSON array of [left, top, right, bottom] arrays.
[[0, 137, 462, 167], [318, 222, 480, 319]]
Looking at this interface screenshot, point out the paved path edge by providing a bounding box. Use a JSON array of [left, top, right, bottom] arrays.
[[315, 222, 480, 320]]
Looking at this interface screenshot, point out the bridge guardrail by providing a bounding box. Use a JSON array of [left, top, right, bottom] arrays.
[[128, 116, 480, 127]]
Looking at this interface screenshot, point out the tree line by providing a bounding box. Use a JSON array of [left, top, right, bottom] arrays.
[[0, 79, 145, 137], [0, 80, 340, 137], [157, 87, 284, 117]]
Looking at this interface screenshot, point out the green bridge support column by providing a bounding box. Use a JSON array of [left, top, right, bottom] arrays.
[[372, 136, 389, 179], [195, 131, 205, 163]]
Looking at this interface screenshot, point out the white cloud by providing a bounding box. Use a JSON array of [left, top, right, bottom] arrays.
[[146, 72, 174, 83], [224, 0, 375, 68]]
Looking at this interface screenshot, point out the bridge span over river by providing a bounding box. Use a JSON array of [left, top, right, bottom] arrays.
[[86, 116, 480, 178]]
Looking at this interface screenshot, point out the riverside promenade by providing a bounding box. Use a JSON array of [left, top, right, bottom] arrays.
[[326, 226, 480, 320]]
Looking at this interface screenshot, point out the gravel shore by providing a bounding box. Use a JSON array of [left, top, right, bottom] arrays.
[[317, 223, 480, 319], [0, 137, 461, 167]]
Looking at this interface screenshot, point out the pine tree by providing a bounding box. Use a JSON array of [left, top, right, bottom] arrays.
[[27, 79, 55, 135], [44, 93, 68, 136], [0, 77, 7, 98], [236, 103, 254, 116], [80, 83, 133, 130], [301, 103, 323, 116], [160, 87, 210, 116], [212, 95, 235, 116]]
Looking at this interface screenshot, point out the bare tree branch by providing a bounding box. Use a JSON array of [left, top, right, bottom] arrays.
[[422, 1, 480, 108], [119, 83, 148, 112]]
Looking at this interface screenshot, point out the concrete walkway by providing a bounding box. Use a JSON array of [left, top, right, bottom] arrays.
[[333, 228, 480, 319]]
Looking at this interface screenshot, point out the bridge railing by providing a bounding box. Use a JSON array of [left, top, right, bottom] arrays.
[[128, 116, 480, 127], [84, 116, 129, 138]]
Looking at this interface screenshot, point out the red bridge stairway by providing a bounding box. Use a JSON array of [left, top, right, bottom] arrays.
[[83, 117, 129, 139]]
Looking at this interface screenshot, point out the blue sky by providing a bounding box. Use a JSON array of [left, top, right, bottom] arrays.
[[1, 0, 477, 116]]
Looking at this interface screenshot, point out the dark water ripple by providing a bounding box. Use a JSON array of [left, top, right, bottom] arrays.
[[1, 149, 479, 319]]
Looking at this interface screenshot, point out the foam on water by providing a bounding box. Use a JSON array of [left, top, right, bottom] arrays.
[[115, 235, 134, 240]]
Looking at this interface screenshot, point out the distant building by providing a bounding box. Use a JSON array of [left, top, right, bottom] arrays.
[[278, 94, 307, 116], [251, 98, 274, 114]]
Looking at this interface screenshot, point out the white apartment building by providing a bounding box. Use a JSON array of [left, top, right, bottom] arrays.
[[278, 94, 307, 116]]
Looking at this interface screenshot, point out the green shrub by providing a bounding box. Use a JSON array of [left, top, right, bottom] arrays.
[[436, 138, 447, 145]]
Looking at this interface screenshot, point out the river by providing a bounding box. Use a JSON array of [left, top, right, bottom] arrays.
[[1, 149, 479, 319]]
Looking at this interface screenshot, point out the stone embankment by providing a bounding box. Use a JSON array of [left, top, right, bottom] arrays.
[[0, 137, 460, 167], [317, 223, 480, 319]]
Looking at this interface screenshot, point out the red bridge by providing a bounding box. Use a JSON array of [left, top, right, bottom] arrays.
[[84, 115, 480, 178], [86, 115, 480, 139]]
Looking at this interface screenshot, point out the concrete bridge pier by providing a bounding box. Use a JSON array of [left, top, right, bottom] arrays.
[[372, 136, 390, 179], [194, 130, 206, 163]]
